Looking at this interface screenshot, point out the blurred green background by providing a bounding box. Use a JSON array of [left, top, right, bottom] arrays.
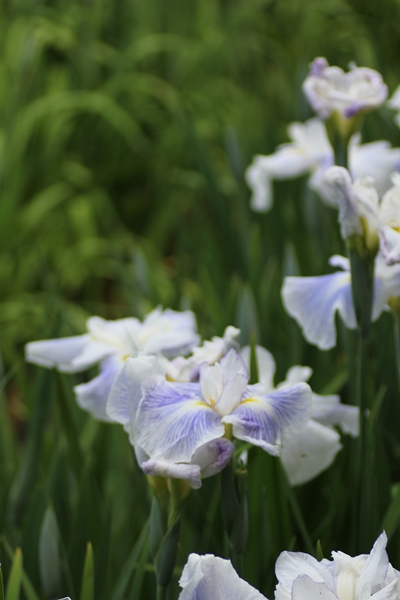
[[2, 0, 400, 598]]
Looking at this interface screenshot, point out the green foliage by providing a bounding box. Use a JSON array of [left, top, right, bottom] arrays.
[[2, 0, 400, 598]]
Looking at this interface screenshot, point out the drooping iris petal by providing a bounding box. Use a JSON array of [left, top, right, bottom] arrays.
[[280, 420, 342, 485], [282, 269, 356, 350], [178, 554, 267, 600], [25, 335, 89, 372], [74, 355, 124, 422], [223, 383, 312, 455], [142, 459, 203, 489], [135, 381, 225, 462]]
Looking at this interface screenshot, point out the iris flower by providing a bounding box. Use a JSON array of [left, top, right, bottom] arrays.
[[303, 57, 388, 120], [275, 531, 399, 600], [245, 120, 400, 212], [282, 255, 400, 349], [107, 349, 312, 489], [26, 307, 199, 420], [241, 346, 358, 485]]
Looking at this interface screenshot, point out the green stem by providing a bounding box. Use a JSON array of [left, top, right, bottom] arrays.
[[156, 585, 168, 600], [349, 249, 375, 553], [354, 329, 369, 552]]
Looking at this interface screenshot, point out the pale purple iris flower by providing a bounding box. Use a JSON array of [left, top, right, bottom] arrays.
[[107, 349, 312, 489], [245, 119, 400, 213], [282, 255, 400, 350], [241, 346, 358, 485], [25, 307, 200, 421], [303, 57, 388, 120]]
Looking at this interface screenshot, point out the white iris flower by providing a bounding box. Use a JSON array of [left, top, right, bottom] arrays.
[[25, 307, 199, 421], [275, 531, 400, 600], [245, 120, 400, 213], [241, 346, 358, 485], [302, 57, 388, 121], [282, 255, 400, 350], [107, 349, 312, 489]]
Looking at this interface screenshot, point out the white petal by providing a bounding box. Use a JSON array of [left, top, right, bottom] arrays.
[[240, 345, 276, 392], [223, 383, 312, 455], [280, 420, 342, 485], [275, 549, 334, 589], [245, 156, 274, 212], [282, 270, 356, 350], [135, 381, 225, 462], [106, 354, 166, 428], [191, 326, 240, 367], [25, 335, 89, 373], [179, 554, 266, 600], [192, 438, 235, 479], [292, 575, 338, 600], [311, 394, 359, 437], [139, 308, 200, 357], [213, 350, 249, 416], [74, 355, 124, 421], [281, 366, 312, 387], [141, 459, 202, 489], [359, 532, 389, 592], [379, 226, 400, 266], [349, 135, 400, 197]]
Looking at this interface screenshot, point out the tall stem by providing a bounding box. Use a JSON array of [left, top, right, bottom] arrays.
[[156, 585, 168, 600], [349, 248, 375, 553]]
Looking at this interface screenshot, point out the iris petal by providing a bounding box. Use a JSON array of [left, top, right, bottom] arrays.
[[136, 381, 224, 462], [223, 382, 312, 455], [25, 335, 89, 373], [282, 270, 356, 349]]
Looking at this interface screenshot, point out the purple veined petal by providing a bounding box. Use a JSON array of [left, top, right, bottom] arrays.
[[280, 420, 342, 486], [107, 354, 166, 430], [74, 355, 124, 422], [178, 554, 267, 600], [292, 575, 338, 600], [282, 269, 356, 350], [142, 458, 203, 489], [135, 381, 225, 463], [25, 334, 89, 373], [240, 345, 276, 393], [223, 382, 312, 455]]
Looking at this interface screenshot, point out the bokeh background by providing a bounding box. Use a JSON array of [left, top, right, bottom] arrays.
[[2, 0, 400, 598]]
